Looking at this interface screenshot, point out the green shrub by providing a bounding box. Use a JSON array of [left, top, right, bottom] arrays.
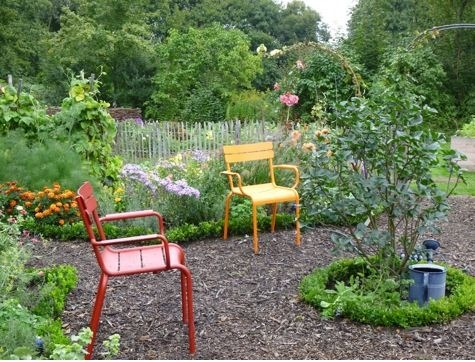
[[226, 90, 275, 121], [0, 299, 38, 359], [32, 265, 78, 318], [0, 130, 92, 191], [300, 257, 475, 327], [458, 116, 475, 138]]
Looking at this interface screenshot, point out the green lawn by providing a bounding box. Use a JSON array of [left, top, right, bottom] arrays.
[[432, 167, 475, 196]]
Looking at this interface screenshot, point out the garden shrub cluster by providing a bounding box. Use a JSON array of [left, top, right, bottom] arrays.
[[299, 257, 475, 327], [0, 181, 79, 226], [0, 216, 80, 359]]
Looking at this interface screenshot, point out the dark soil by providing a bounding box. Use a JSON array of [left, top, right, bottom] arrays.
[[30, 196, 475, 360]]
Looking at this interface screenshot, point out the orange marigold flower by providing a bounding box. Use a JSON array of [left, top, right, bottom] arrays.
[[62, 190, 71, 198], [9, 200, 17, 207], [53, 183, 61, 190], [25, 201, 32, 207], [37, 191, 45, 197], [49, 204, 57, 210], [302, 142, 316, 152], [291, 130, 301, 141], [35, 212, 43, 218], [70, 201, 78, 208], [34, 207, 40, 212], [47, 192, 55, 199], [54, 206, 61, 212], [56, 202, 62, 207], [58, 219, 65, 225], [20, 191, 34, 200], [43, 209, 51, 216]]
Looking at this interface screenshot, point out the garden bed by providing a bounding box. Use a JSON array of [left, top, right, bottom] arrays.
[[29, 196, 474, 359]]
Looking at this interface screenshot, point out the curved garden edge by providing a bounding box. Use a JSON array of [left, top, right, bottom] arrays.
[[300, 257, 475, 327]]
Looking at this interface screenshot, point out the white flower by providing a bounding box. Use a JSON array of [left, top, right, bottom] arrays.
[[269, 49, 283, 57], [256, 44, 267, 54]]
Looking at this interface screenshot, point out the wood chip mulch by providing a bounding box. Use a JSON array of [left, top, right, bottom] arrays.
[[30, 196, 475, 359]]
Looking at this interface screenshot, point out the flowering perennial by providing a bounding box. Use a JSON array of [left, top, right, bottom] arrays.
[[121, 164, 200, 198], [279, 92, 299, 107]]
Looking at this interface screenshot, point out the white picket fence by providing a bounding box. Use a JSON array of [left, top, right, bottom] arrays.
[[114, 119, 281, 162]]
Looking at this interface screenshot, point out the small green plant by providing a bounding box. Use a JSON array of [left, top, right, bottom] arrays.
[[49, 327, 92, 360], [33, 265, 78, 318], [49, 328, 120, 360]]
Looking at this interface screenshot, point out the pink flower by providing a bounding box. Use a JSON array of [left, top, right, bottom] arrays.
[[279, 92, 299, 107], [273, 83, 281, 91]]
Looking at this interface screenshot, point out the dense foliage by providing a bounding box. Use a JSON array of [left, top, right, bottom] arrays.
[[146, 25, 262, 122], [300, 58, 463, 276]]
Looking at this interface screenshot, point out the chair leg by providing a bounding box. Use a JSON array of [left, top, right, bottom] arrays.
[[86, 273, 109, 360], [295, 197, 301, 246], [180, 271, 188, 323], [223, 193, 232, 240], [180, 268, 196, 354], [252, 204, 259, 254], [270, 203, 278, 233]]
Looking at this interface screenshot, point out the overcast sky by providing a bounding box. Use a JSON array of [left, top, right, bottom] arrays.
[[281, 0, 358, 38]]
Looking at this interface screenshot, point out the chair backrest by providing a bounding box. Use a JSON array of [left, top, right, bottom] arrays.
[[223, 141, 274, 165], [223, 142, 276, 185], [76, 181, 107, 243]]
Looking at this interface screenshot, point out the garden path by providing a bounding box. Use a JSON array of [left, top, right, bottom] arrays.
[[30, 196, 475, 359], [452, 136, 475, 171]]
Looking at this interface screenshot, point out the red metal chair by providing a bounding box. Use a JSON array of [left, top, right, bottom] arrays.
[[75, 181, 195, 359]]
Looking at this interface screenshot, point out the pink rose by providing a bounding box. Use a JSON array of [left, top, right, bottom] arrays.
[[279, 92, 299, 107]]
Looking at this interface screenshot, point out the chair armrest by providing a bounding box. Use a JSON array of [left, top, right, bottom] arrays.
[[272, 164, 300, 189], [91, 233, 166, 247], [100, 210, 165, 234], [92, 233, 172, 268], [221, 171, 248, 195]]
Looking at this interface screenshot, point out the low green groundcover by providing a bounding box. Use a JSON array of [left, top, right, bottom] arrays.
[[299, 257, 475, 328]]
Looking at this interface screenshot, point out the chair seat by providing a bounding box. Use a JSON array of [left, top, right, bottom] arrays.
[[232, 183, 298, 205], [101, 243, 185, 276]]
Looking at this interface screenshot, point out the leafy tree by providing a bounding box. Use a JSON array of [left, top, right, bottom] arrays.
[[41, 1, 158, 106], [0, 0, 51, 81], [146, 24, 262, 122], [345, 0, 475, 124], [175, 0, 329, 49]]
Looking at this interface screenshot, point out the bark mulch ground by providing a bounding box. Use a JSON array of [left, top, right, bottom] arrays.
[[30, 196, 475, 359]]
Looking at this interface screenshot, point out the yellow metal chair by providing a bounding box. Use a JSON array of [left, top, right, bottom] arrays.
[[221, 142, 300, 254]]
